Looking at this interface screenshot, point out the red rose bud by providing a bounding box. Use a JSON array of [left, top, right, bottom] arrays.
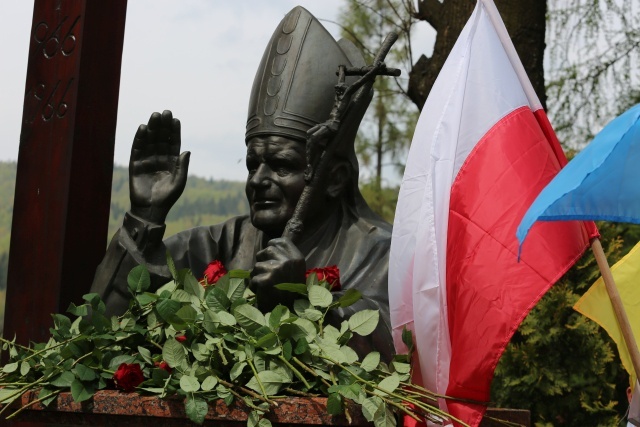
[[305, 265, 341, 291], [175, 335, 187, 343], [154, 361, 172, 373], [113, 363, 144, 392], [201, 260, 227, 286]]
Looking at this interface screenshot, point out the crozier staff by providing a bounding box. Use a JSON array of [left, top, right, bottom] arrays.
[[90, 6, 394, 360]]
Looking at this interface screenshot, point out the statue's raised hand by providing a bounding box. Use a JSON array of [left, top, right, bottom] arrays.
[[129, 110, 190, 224]]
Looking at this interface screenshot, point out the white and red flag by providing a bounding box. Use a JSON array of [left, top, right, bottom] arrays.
[[388, 0, 596, 425]]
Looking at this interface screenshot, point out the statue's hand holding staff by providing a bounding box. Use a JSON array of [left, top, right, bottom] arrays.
[[251, 238, 306, 312], [129, 110, 190, 225]]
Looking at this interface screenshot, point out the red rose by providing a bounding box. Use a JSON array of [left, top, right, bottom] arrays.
[[175, 335, 187, 343], [154, 361, 172, 373], [113, 363, 144, 392], [305, 265, 341, 291], [201, 260, 227, 286]]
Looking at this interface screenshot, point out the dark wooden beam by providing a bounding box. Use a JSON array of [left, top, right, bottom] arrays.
[[5, 0, 128, 344]]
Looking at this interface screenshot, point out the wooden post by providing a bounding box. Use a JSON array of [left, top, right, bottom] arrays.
[[4, 0, 128, 345], [591, 237, 640, 379]]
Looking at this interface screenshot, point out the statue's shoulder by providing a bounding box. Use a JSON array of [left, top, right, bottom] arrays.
[[347, 215, 392, 257], [356, 215, 392, 239]]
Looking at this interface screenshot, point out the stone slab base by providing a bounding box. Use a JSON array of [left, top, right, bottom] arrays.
[[3, 390, 529, 426]]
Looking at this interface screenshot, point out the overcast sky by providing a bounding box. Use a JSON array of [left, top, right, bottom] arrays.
[[0, 1, 434, 182]]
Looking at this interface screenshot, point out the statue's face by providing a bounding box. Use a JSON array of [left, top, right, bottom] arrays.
[[245, 136, 306, 237]]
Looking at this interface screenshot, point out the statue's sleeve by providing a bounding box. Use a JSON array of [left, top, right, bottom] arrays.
[[90, 212, 171, 317]]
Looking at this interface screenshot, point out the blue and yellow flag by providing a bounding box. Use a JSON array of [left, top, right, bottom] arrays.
[[517, 103, 640, 251], [574, 242, 640, 384]]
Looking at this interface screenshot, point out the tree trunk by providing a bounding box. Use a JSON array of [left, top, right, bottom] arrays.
[[409, 0, 547, 111]]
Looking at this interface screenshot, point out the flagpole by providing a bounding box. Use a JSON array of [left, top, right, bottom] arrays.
[[591, 237, 640, 379]]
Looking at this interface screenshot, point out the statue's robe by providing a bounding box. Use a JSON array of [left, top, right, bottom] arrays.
[[91, 200, 394, 360]]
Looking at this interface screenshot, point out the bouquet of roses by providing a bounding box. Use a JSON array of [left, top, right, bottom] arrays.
[[0, 254, 462, 426]]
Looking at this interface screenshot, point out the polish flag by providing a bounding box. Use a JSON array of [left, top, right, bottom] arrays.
[[388, 1, 596, 426]]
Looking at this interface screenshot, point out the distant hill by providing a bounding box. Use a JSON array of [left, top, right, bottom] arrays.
[[0, 161, 247, 294]]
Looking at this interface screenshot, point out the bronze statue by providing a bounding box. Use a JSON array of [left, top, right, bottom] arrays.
[[90, 6, 394, 360]]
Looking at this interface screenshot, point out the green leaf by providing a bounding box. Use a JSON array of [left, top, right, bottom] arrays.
[[245, 370, 287, 395], [191, 342, 209, 362], [392, 361, 411, 375], [128, 264, 151, 293], [0, 388, 20, 404], [156, 280, 177, 296], [234, 304, 266, 331], [70, 316, 83, 334], [293, 318, 317, 339], [83, 293, 106, 314], [136, 292, 159, 306], [217, 310, 237, 326], [361, 352, 380, 372], [321, 345, 346, 364], [308, 285, 333, 308], [91, 312, 111, 332], [306, 273, 319, 287], [230, 362, 247, 381], [50, 371, 75, 387], [293, 300, 322, 322], [327, 393, 343, 415], [20, 361, 30, 376], [185, 395, 209, 425], [256, 332, 278, 349], [282, 341, 292, 360], [374, 407, 396, 427], [362, 396, 384, 422], [156, 299, 181, 322], [167, 251, 178, 280], [274, 283, 308, 295], [249, 410, 272, 427], [73, 364, 96, 382], [184, 271, 205, 299], [171, 289, 198, 303], [108, 354, 136, 370], [340, 346, 359, 365], [268, 305, 288, 330], [348, 310, 379, 336], [294, 338, 309, 355], [38, 387, 58, 406], [206, 287, 231, 311], [67, 302, 88, 317], [328, 383, 361, 400], [175, 305, 198, 325], [2, 362, 17, 373], [201, 376, 218, 391], [138, 346, 153, 364], [338, 289, 362, 307], [52, 313, 72, 330], [151, 368, 170, 382], [376, 373, 400, 395], [323, 325, 341, 341], [180, 375, 200, 392], [229, 269, 251, 279], [203, 309, 220, 333], [163, 337, 186, 368], [70, 379, 95, 403], [226, 278, 246, 302], [401, 327, 413, 351]]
